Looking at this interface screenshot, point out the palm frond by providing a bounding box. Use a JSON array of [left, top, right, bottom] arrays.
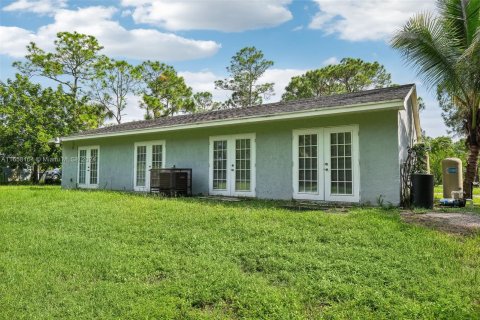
[[460, 23, 480, 59], [459, 26, 480, 104], [391, 13, 461, 91], [438, 0, 480, 48]]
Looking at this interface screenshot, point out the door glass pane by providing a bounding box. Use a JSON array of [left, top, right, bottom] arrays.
[[152, 145, 163, 169], [89, 149, 98, 185], [235, 138, 251, 191], [330, 132, 353, 195], [298, 134, 318, 193], [213, 140, 227, 190], [136, 145, 147, 187], [79, 149, 86, 184]]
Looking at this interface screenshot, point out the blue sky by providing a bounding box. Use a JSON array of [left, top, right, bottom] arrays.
[[0, 0, 447, 136]]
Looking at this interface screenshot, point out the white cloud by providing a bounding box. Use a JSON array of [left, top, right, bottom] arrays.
[[121, 9, 132, 17], [0, 6, 220, 61], [179, 71, 217, 93], [2, 0, 66, 15], [119, 93, 144, 123], [260, 68, 307, 102], [420, 104, 448, 137], [309, 0, 436, 41], [322, 56, 339, 65], [179, 70, 230, 102], [121, 0, 292, 32], [0, 26, 36, 57]]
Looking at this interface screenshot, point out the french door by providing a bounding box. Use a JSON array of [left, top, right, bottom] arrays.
[[293, 126, 359, 202], [209, 134, 256, 197], [78, 146, 99, 188], [134, 140, 165, 191]]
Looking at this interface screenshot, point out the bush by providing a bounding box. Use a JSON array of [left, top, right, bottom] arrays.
[[425, 136, 468, 185]]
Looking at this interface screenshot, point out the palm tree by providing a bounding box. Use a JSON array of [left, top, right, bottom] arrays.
[[391, 0, 480, 197]]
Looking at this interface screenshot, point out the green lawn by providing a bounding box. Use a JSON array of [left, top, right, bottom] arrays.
[[434, 185, 480, 202], [1, 186, 479, 319]]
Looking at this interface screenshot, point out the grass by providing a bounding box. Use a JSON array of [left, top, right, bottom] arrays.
[[1, 186, 479, 319], [434, 185, 480, 202]]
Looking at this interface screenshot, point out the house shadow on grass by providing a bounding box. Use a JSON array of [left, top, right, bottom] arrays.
[[33, 186, 370, 213], [143, 193, 357, 213]]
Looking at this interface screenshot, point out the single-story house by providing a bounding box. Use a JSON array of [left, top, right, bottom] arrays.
[[60, 84, 421, 205]]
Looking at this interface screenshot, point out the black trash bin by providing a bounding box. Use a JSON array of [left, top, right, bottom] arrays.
[[411, 173, 435, 209]]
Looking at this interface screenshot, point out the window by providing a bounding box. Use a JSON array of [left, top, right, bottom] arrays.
[[136, 145, 147, 187], [235, 139, 251, 191], [79, 149, 86, 185], [330, 132, 353, 195], [298, 134, 318, 193], [151, 145, 163, 169], [213, 140, 228, 190], [89, 148, 98, 185]]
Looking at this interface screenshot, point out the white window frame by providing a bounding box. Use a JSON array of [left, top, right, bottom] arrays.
[[292, 125, 360, 202], [77, 145, 100, 189], [133, 140, 166, 192], [209, 133, 256, 197]]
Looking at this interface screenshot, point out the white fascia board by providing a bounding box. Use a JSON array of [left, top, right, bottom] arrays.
[[404, 86, 422, 140], [61, 99, 404, 142], [403, 85, 415, 110]]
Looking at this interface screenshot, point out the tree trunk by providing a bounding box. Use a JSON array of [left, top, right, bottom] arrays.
[[464, 143, 479, 198], [31, 163, 39, 184]]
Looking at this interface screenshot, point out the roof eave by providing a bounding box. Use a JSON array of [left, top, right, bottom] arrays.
[[61, 99, 405, 142]]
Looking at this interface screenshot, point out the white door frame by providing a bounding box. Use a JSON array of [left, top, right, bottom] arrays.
[[77, 145, 100, 189], [324, 125, 360, 202], [292, 128, 325, 200], [133, 140, 166, 192], [209, 133, 256, 197], [292, 125, 360, 202]]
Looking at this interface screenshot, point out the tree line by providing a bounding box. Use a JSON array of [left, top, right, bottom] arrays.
[[1, 31, 393, 182]]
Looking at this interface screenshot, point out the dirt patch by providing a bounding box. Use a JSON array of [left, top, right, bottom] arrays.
[[401, 212, 480, 235]]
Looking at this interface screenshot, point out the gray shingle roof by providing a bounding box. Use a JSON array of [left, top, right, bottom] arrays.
[[68, 84, 414, 138]]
